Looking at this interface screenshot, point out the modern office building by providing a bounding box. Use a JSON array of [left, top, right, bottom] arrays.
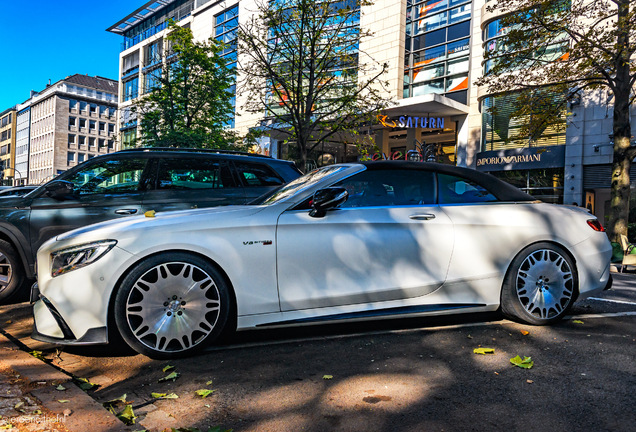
[[0, 107, 17, 186], [107, 0, 633, 221], [27, 74, 119, 185], [15, 99, 32, 186]]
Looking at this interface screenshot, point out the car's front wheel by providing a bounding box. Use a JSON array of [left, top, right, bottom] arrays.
[[501, 242, 577, 325], [0, 240, 26, 303], [114, 253, 231, 359]]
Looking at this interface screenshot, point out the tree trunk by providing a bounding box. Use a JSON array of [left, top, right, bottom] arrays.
[[607, 0, 633, 244]]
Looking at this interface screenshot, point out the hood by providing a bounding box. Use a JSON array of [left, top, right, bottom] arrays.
[[56, 205, 266, 243]]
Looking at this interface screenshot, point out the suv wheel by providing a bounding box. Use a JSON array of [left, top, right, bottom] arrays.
[[0, 240, 26, 303], [114, 253, 231, 359]]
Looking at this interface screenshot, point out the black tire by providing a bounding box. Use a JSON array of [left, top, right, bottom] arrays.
[[0, 240, 26, 304], [114, 252, 231, 359], [501, 242, 578, 325]]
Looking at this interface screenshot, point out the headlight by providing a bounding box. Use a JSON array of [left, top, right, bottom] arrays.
[[51, 240, 117, 278]]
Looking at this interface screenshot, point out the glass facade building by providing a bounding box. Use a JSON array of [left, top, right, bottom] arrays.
[[404, 0, 471, 105]]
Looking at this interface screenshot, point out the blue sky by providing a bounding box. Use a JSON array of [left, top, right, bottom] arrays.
[[0, 0, 147, 109]]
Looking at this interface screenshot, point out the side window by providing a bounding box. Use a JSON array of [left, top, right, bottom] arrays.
[[438, 174, 498, 204], [234, 162, 284, 187], [64, 158, 148, 195], [157, 158, 236, 190], [333, 169, 435, 208]]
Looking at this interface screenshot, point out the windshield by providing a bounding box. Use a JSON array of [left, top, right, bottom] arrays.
[[253, 165, 350, 205]]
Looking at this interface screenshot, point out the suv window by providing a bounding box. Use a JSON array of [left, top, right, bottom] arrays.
[[334, 169, 436, 208], [234, 162, 284, 187], [157, 158, 236, 190], [65, 158, 148, 195], [438, 173, 498, 204]]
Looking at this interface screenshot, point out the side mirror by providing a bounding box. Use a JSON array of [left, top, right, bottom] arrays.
[[309, 187, 348, 218], [44, 180, 75, 200]]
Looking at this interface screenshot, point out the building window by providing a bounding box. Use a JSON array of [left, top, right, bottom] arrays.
[[99, 122, 106, 132], [89, 120, 96, 132], [68, 134, 76, 145], [215, 4, 239, 127], [69, 100, 78, 110], [108, 139, 115, 149], [80, 101, 87, 112], [89, 137, 96, 148], [108, 124, 115, 134], [67, 152, 75, 163], [79, 136, 86, 146], [78, 153, 85, 163], [90, 104, 97, 114], [99, 105, 107, 116], [404, 0, 471, 104], [109, 107, 116, 117], [69, 117, 76, 127], [99, 138, 105, 148], [123, 78, 139, 102], [481, 90, 567, 151], [79, 118, 86, 129]]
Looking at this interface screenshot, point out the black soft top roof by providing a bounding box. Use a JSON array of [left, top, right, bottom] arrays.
[[361, 161, 537, 202]]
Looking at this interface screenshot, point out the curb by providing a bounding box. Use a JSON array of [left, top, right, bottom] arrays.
[[0, 330, 130, 432]]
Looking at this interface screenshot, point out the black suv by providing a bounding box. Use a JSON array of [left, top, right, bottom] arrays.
[[0, 148, 301, 302]]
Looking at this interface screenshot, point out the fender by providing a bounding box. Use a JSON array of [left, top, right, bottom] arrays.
[[0, 223, 34, 278]]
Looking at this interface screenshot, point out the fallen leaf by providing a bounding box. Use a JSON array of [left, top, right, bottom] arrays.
[[572, 320, 584, 324], [510, 355, 534, 369], [521, 330, 530, 335], [29, 351, 49, 362], [144, 210, 156, 218], [323, 375, 333, 380], [158, 372, 180, 383], [56, 385, 66, 391], [206, 380, 213, 385], [195, 389, 215, 398], [79, 382, 97, 390], [162, 365, 175, 373], [63, 409, 72, 417], [5, 320, 10, 324], [0, 424, 14, 429], [204, 404, 211, 408], [467, 335, 473, 339], [58, 400, 70, 403], [151, 392, 178, 399], [33, 410, 42, 415], [473, 348, 495, 355], [14, 402, 24, 410], [527, 380, 534, 384], [103, 394, 127, 407], [117, 405, 136, 425]]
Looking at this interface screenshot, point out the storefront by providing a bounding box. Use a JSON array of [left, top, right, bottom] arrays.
[[476, 146, 566, 204]]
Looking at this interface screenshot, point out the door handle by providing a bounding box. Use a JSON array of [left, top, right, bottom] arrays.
[[409, 213, 436, 220], [115, 209, 138, 215]]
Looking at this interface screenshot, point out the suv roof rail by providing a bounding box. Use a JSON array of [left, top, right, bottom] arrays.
[[118, 147, 273, 159]]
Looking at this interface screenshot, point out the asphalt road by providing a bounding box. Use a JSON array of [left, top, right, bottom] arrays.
[[1, 273, 636, 432]]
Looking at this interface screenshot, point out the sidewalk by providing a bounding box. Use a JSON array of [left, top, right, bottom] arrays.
[[0, 329, 128, 432]]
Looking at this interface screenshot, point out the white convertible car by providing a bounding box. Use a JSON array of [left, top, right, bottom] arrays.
[[32, 162, 612, 358]]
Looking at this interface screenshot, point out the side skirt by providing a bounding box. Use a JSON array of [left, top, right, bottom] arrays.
[[255, 303, 486, 328]]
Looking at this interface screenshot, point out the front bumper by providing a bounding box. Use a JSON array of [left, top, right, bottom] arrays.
[[33, 244, 136, 345]]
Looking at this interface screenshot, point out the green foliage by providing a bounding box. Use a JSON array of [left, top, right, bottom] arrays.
[[476, 0, 635, 241], [237, 0, 393, 170], [132, 22, 248, 151]]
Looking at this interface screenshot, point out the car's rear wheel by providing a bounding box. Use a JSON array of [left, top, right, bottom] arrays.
[[501, 242, 577, 325], [0, 240, 26, 303], [114, 253, 231, 359]]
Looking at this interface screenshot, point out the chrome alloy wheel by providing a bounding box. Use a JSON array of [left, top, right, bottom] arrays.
[[516, 249, 574, 320], [0, 251, 13, 293], [125, 262, 221, 353]]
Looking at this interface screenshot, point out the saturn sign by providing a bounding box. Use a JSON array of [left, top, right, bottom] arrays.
[[378, 114, 445, 129]]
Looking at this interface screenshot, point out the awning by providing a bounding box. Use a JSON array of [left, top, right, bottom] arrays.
[[384, 93, 470, 118]]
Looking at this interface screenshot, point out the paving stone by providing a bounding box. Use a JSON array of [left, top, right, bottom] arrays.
[[0, 384, 22, 398], [0, 397, 22, 408]]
